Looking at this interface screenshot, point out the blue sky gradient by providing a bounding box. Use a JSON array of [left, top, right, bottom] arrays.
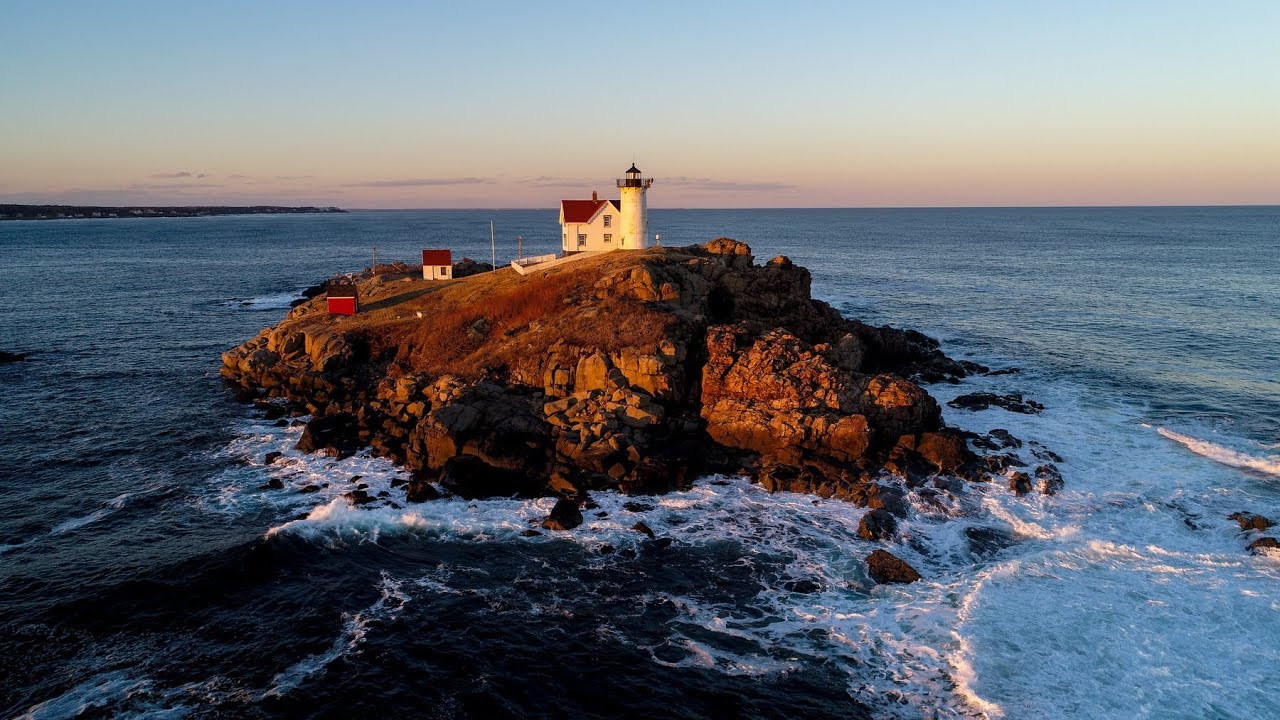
[[2, 1, 1277, 207]]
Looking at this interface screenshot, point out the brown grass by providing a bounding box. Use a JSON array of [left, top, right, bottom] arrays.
[[302, 251, 681, 382]]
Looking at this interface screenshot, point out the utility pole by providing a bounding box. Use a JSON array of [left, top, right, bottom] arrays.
[[490, 221, 497, 272]]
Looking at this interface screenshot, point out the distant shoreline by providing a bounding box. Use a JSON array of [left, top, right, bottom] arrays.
[[0, 204, 347, 221]]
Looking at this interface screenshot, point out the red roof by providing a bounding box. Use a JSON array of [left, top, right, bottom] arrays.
[[560, 199, 619, 224], [422, 249, 452, 266]]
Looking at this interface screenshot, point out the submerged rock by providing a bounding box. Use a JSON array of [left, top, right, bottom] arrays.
[[965, 526, 1017, 557], [0, 351, 30, 364], [542, 498, 584, 531], [948, 392, 1044, 414], [857, 508, 898, 541], [866, 549, 921, 584]]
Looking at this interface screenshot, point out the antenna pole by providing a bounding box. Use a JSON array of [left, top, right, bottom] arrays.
[[517, 234, 523, 261], [490, 221, 496, 273]]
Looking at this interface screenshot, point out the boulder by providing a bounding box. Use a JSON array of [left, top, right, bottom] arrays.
[[1230, 512, 1274, 532], [632, 521, 656, 539], [1009, 472, 1033, 495], [405, 477, 440, 503], [857, 508, 898, 541], [1248, 537, 1278, 554], [542, 498, 584, 531], [866, 549, 921, 584]]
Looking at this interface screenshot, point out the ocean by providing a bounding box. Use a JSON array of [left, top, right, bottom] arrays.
[[1, 207, 1277, 719]]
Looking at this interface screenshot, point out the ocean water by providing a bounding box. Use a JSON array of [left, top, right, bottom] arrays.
[[1, 207, 1277, 719]]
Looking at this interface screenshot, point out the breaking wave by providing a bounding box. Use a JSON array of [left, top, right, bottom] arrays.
[[1157, 427, 1280, 477]]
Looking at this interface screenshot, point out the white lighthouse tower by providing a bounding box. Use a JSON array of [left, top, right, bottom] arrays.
[[616, 163, 653, 250]]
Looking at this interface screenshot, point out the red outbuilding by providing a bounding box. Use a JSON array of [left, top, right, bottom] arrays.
[[422, 249, 453, 280], [326, 284, 359, 315]]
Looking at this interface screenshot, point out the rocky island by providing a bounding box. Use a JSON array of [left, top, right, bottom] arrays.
[[222, 239, 1034, 574]]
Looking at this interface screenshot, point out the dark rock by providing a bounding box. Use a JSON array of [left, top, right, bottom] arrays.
[[866, 549, 921, 584], [988, 429, 1022, 449], [295, 413, 362, 458], [439, 454, 539, 500], [644, 537, 674, 551], [624, 501, 654, 513], [521, 529, 542, 537], [783, 579, 822, 594], [1248, 537, 1278, 554], [299, 484, 321, 493], [1009, 472, 1033, 495], [1230, 512, 1274, 532], [632, 521, 657, 539], [857, 508, 898, 541], [984, 367, 1021, 376], [405, 478, 440, 503], [1029, 442, 1064, 463], [344, 489, 375, 505], [452, 257, 494, 278], [0, 351, 30, 363], [948, 392, 1044, 414], [1036, 464, 1064, 495], [965, 526, 1017, 557], [542, 498, 584, 531], [258, 478, 285, 490], [264, 451, 283, 465], [982, 453, 1025, 474]]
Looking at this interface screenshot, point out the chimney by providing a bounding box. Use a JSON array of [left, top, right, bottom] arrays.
[[592, 190, 598, 202]]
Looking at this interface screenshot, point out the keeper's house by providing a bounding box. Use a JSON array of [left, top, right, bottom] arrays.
[[326, 284, 359, 315], [559, 191, 622, 253], [422, 249, 453, 280]]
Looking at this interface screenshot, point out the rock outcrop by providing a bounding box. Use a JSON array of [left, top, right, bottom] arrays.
[[222, 239, 994, 516], [866, 549, 922, 584]]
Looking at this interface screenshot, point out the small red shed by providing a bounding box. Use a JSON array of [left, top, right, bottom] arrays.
[[326, 284, 359, 315], [422, 249, 453, 280]]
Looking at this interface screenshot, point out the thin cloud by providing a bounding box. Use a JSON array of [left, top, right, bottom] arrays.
[[519, 175, 599, 188], [343, 177, 495, 188], [149, 171, 212, 179], [665, 176, 796, 192], [275, 175, 315, 181], [128, 182, 225, 190]]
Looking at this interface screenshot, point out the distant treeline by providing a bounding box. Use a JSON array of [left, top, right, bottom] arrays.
[[0, 204, 347, 220]]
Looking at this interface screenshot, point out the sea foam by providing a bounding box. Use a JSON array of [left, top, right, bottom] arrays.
[[1157, 427, 1280, 477]]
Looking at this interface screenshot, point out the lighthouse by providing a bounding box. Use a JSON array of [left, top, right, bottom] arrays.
[[616, 163, 653, 250]]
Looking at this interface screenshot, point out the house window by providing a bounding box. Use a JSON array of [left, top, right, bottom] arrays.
[[604, 234, 612, 243], [603, 215, 612, 228], [578, 234, 586, 246], [439, 266, 449, 275]]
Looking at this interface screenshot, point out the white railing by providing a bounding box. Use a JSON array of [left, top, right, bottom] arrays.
[[513, 253, 558, 267]]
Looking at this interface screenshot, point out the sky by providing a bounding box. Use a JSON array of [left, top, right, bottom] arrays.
[[1, 1, 1277, 208]]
